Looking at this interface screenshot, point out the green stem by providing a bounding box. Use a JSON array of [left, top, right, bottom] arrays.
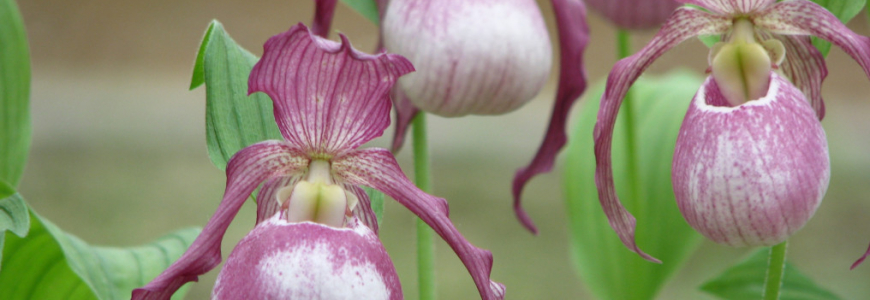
[[763, 241, 788, 300], [616, 29, 641, 203], [412, 112, 436, 300]]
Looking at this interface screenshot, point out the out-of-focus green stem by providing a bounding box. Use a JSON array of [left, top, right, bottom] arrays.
[[412, 112, 436, 300], [763, 241, 788, 300], [616, 29, 641, 203]]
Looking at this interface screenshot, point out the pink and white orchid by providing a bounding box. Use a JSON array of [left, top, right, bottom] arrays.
[[132, 23, 505, 300], [593, 0, 870, 263], [586, 0, 680, 30]]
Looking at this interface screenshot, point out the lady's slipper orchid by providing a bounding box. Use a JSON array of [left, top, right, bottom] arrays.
[[132, 23, 505, 300], [593, 0, 870, 262], [586, 0, 680, 30]]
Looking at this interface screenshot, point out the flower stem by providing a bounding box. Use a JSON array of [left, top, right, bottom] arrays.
[[616, 29, 641, 203], [763, 241, 788, 300], [412, 112, 436, 300]]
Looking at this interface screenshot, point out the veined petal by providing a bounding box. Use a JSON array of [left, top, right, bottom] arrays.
[[586, 0, 680, 30], [513, 0, 589, 234], [311, 0, 338, 38], [255, 176, 301, 224], [673, 73, 829, 246], [389, 86, 419, 153], [755, 1, 870, 82], [333, 148, 506, 300], [763, 33, 827, 120], [133, 141, 309, 300], [593, 6, 729, 263], [249, 23, 414, 155], [677, 0, 775, 14], [213, 215, 402, 300], [345, 183, 380, 234]]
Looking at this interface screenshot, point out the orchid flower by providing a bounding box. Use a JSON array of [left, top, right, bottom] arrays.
[[593, 0, 870, 263], [586, 0, 680, 29], [377, 0, 590, 234], [132, 24, 505, 300]]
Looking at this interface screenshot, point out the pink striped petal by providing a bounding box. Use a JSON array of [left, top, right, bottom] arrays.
[[673, 73, 829, 246], [345, 183, 380, 234], [311, 0, 337, 38], [513, 0, 589, 234], [677, 0, 775, 14], [255, 176, 302, 224], [593, 6, 729, 263], [249, 23, 414, 156], [213, 216, 402, 300], [332, 148, 506, 300], [586, 0, 680, 29], [755, 1, 870, 82], [770, 34, 827, 120], [389, 86, 418, 153], [133, 141, 309, 300]]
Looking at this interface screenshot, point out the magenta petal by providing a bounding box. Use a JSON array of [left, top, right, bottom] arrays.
[[133, 141, 308, 300], [311, 0, 337, 38], [673, 73, 829, 246], [512, 0, 589, 234], [586, 0, 680, 29], [255, 176, 301, 224], [345, 183, 380, 234], [852, 242, 870, 269], [755, 1, 870, 82], [389, 86, 419, 153], [677, 0, 775, 14], [333, 148, 506, 300], [592, 6, 729, 263], [249, 23, 414, 155], [769, 34, 827, 120], [213, 216, 402, 300]]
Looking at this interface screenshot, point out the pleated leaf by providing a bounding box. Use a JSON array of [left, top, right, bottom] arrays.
[[0, 180, 30, 271], [701, 248, 841, 300], [340, 0, 380, 25], [0, 205, 200, 300], [564, 71, 704, 300], [810, 0, 865, 56], [192, 20, 282, 170], [0, 0, 32, 187]]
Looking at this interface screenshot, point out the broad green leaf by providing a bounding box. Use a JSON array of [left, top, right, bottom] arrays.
[[1, 207, 199, 300], [701, 248, 842, 300], [193, 20, 282, 170], [0, 180, 30, 271], [363, 186, 385, 225], [810, 0, 865, 56], [341, 0, 380, 25], [0, 0, 32, 187], [564, 71, 704, 300]]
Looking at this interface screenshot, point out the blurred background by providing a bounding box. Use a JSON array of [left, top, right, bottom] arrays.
[[14, 0, 870, 299]]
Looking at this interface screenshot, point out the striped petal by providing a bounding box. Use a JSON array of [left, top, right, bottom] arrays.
[[754, 0, 870, 82], [133, 141, 309, 300], [672, 73, 829, 246], [389, 86, 418, 153], [255, 176, 301, 224], [586, 0, 680, 30], [677, 0, 775, 14], [593, 6, 729, 263], [513, 0, 589, 234], [213, 215, 402, 300], [249, 23, 414, 156], [333, 148, 506, 300], [766, 33, 827, 120], [345, 183, 380, 234]]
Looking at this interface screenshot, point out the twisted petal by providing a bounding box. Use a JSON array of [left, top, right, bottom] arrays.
[[389, 86, 419, 153], [133, 141, 309, 300], [333, 148, 506, 300], [673, 73, 829, 246], [593, 6, 729, 263], [587, 0, 680, 29], [311, 0, 337, 38], [755, 1, 870, 81], [345, 183, 380, 234], [249, 23, 414, 155], [513, 0, 589, 234], [255, 176, 302, 224], [677, 0, 775, 14], [852, 242, 870, 269], [762, 33, 828, 120], [213, 216, 402, 300]]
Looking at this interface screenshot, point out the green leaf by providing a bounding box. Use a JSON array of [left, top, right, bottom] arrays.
[[698, 34, 721, 48], [809, 0, 865, 56], [0, 0, 32, 187], [340, 0, 380, 25], [193, 20, 283, 170], [1, 206, 200, 300], [363, 186, 385, 225], [701, 248, 842, 300], [0, 180, 30, 271], [564, 70, 704, 300]]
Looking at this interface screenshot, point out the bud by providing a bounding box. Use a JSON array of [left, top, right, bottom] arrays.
[[213, 216, 403, 300], [382, 0, 552, 117], [672, 73, 830, 247], [585, 0, 680, 30]]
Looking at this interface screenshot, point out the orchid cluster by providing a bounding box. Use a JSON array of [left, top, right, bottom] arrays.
[[125, 0, 870, 299]]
